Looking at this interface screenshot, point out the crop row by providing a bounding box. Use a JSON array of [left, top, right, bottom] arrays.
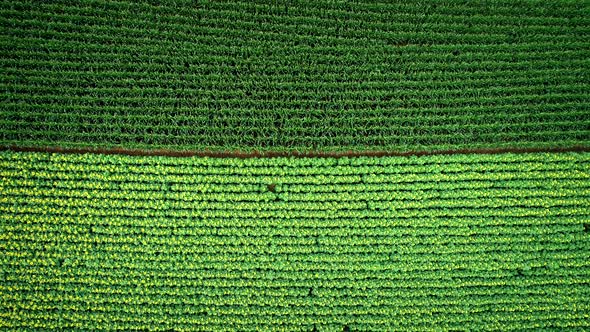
[[2, 152, 585, 172], [5, 1, 589, 32], [3, 10, 584, 47]]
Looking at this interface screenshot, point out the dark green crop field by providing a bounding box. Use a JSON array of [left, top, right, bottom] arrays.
[[1, 0, 589, 152], [1, 151, 589, 330]]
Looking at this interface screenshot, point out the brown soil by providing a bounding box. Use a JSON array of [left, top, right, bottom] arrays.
[[2, 145, 589, 158]]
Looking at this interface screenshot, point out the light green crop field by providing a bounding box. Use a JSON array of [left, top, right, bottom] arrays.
[[1, 151, 589, 330], [1, 0, 589, 152]]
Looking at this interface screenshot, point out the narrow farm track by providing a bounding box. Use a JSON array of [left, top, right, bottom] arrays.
[[1, 0, 589, 152], [1, 151, 589, 330]]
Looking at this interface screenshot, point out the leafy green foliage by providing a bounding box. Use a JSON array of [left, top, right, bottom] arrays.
[[1, 151, 589, 330], [1, 0, 589, 152]]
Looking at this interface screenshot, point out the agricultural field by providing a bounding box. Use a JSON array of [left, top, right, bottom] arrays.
[[1, 0, 589, 152], [1, 0, 590, 330], [1, 151, 589, 330]]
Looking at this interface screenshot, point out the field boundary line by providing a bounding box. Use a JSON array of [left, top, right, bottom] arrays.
[[2, 145, 589, 158]]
